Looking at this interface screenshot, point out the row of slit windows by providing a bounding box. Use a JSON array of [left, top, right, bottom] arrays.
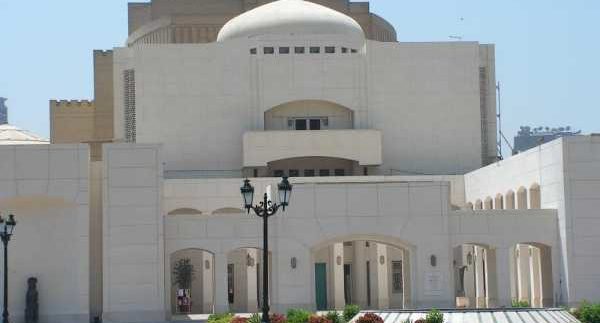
[[273, 169, 346, 177], [251, 46, 358, 55]]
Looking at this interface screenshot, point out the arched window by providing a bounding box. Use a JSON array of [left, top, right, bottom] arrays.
[[505, 190, 515, 210], [484, 197, 493, 210], [529, 183, 541, 209], [517, 187, 528, 210], [475, 199, 483, 210], [494, 193, 504, 210]]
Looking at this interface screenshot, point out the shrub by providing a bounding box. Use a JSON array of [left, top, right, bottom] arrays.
[[326, 311, 343, 323], [414, 319, 426, 323], [425, 309, 443, 323], [573, 301, 600, 323], [208, 313, 234, 323], [355, 313, 383, 323], [511, 299, 530, 308], [343, 304, 360, 322], [231, 317, 248, 323], [248, 313, 262, 323], [287, 308, 312, 323], [309, 315, 332, 323], [271, 313, 288, 323]]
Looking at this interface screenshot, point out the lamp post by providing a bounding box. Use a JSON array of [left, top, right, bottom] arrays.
[[240, 177, 292, 323], [0, 214, 16, 323]]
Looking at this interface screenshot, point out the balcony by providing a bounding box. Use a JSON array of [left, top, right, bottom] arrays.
[[242, 130, 382, 167]]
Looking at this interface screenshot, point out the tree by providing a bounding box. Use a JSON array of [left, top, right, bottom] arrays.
[[173, 258, 196, 290]]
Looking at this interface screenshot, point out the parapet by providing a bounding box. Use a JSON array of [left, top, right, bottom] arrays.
[[51, 100, 95, 109], [93, 49, 113, 56]]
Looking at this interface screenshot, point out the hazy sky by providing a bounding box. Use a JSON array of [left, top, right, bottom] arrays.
[[1, 0, 599, 156]]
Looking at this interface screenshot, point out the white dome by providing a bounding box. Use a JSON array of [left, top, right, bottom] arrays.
[[0, 124, 48, 145], [217, 0, 365, 43]]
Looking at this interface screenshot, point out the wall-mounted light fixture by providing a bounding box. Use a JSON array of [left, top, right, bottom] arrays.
[[336, 256, 342, 266], [291, 257, 297, 269], [430, 255, 437, 267], [205, 260, 211, 270], [466, 252, 473, 265], [379, 255, 385, 265], [247, 253, 255, 267]]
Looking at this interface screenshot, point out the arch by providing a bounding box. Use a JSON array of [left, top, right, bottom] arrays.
[[169, 248, 215, 315], [264, 100, 354, 131], [453, 243, 497, 308], [466, 202, 474, 210], [494, 193, 504, 210], [529, 183, 541, 209], [509, 243, 553, 308], [483, 197, 493, 210], [505, 190, 515, 210], [225, 247, 272, 313], [474, 199, 483, 210], [168, 208, 202, 216], [310, 234, 415, 310], [211, 207, 244, 215], [517, 186, 528, 209]]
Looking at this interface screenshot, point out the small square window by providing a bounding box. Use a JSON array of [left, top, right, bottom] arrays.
[[304, 169, 315, 177], [334, 169, 345, 176], [264, 47, 275, 54], [295, 119, 307, 130], [289, 169, 299, 177], [250, 48, 257, 55], [279, 47, 290, 54], [295, 46, 305, 54], [351, 49, 358, 54], [274, 170, 284, 177], [310, 47, 320, 54], [319, 169, 330, 177], [325, 46, 335, 54], [341, 47, 348, 53]]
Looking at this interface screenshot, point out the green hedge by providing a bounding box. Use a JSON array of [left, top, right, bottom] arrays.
[[573, 301, 600, 323]]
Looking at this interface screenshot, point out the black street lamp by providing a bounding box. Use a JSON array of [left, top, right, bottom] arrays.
[[0, 214, 16, 323], [240, 177, 292, 323]]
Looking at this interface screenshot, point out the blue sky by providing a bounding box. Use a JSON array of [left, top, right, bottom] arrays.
[[1, 0, 599, 156]]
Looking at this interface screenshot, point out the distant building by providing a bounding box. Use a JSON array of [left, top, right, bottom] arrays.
[[0, 97, 7, 124], [513, 126, 581, 154]]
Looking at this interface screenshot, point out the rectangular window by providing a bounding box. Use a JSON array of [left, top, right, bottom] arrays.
[[295, 119, 307, 130], [366, 261, 371, 307], [341, 47, 348, 53], [392, 261, 403, 293], [250, 48, 257, 55], [310, 46, 320, 54], [123, 69, 136, 143], [351, 49, 358, 54], [319, 169, 330, 177], [310, 119, 321, 130], [344, 264, 352, 305], [227, 264, 234, 304], [325, 46, 335, 54], [289, 169, 299, 177], [304, 169, 315, 177], [334, 169, 345, 176], [279, 47, 290, 54], [274, 170, 284, 177], [264, 47, 275, 54], [295, 46, 305, 54], [253, 168, 258, 177]]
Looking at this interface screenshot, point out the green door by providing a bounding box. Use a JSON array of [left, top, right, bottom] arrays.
[[315, 263, 328, 310]]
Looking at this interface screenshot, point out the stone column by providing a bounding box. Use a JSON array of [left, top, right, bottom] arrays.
[[353, 241, 368, 308], [402, 248, 412, 308], [495, 247, 512, 307], [474, 247, 486, 308], [529, 247, 542, 308], [214, 253, 230, 313], [375, 244, 390, 309], [485, 248, 499, 308], [247, 249, 259, 313], [516, 245, 531, 304], [330, 243, 346, 309], [539, 246, 554, 307], [202, 252, 215, 313]]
